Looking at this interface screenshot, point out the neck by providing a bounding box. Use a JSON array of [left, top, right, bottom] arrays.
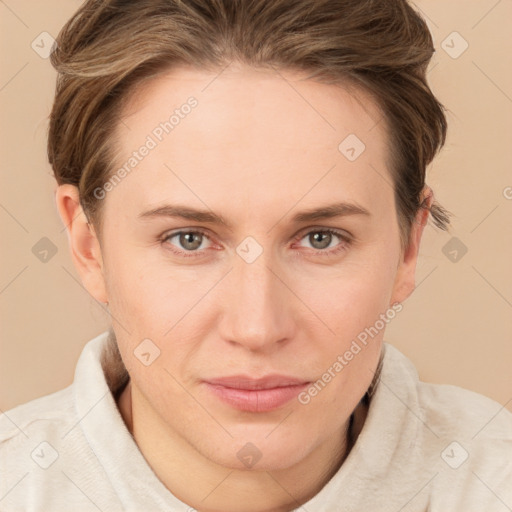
[[117, 381, 368, 512]]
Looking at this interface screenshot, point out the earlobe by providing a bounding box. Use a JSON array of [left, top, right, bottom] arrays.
[[390, 186, 433, 305], [55, 184, 108, 304]]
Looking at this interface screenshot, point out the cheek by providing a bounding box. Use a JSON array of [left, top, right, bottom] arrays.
[[100, 258, 162, 374], [304, 254, 398, 337], [296, 267, 395, 417], [103, 246, 177, 321], [295, 248, 398, 400], [102, 247, 216, 374]]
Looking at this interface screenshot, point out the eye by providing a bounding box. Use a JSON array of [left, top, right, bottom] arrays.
[[160, 227, 352, 259], [295, 228, 351, 256], [162, 229, 213, 256]]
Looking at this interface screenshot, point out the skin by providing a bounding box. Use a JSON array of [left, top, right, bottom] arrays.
[[56, 63, 432, 512]]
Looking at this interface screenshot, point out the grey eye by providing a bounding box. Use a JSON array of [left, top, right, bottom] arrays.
[[166, 231, 210, 251], [307, 231, 334, 250]]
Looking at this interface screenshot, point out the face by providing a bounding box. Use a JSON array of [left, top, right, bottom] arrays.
[[60, 63, 427, 471]]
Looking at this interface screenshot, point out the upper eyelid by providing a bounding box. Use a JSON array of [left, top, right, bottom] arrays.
[[294, 226, 350, 239], [163, 228, 213, 243]]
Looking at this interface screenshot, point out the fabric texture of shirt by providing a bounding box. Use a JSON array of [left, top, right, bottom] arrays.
[[1, 331, 511, 511]]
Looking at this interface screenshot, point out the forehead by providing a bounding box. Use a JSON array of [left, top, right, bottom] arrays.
[[119, 63, 387, 146], [110, 64, 392, 216]]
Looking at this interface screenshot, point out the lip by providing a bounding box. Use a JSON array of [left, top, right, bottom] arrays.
[[203, 374, 310, 413], [205, 374, 309, 390]]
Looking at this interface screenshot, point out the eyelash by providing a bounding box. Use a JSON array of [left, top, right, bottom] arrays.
[[160, 228, 352, 259]]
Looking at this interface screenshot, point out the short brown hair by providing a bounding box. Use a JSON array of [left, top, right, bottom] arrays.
[[48, 0, 451, 249]]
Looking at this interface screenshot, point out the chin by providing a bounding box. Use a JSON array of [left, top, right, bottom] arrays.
[[199, 430, 314, 472]]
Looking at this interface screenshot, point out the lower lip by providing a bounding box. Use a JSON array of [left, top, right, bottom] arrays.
[[204, 383, 309, 412]]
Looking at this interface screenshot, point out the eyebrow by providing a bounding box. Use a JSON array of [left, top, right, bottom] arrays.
[[138, 201, 371, 229]]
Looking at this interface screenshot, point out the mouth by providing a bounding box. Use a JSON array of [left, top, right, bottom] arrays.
[[202, 374, 310, 412]]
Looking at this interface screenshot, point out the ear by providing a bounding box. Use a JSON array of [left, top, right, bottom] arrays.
[[55, 184, 108, 304], [390, 186, 433, 305]]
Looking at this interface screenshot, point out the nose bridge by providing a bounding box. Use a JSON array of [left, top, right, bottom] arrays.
[[218, 246, 293, 351]]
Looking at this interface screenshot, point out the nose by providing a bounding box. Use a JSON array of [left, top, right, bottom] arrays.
[[217, 250, 296, 353]]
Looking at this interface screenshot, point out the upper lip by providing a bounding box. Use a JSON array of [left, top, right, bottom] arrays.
[[204, 374, 310, 390]]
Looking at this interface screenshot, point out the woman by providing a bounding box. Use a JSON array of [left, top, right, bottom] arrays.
[[1, 0, 511, 511]]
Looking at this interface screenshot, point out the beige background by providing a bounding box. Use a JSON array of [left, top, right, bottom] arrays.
[[1, 0, 511, 413]]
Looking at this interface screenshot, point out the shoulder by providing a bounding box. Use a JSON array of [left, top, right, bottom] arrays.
[[0, 330, 112, 456], [381, 343, 512, 510], [0, 333, 124, 511], [419, 381, 512, 509], [0, 386, 79, 494], [0, 387, 76, 504], [0, 385, 75, 447], [417, 379, 512, 441], [382, 342, 512, 441]]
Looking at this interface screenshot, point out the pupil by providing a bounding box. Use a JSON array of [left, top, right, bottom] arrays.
[[181, 232, 201, 250], [312, 232, 331, 249]]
